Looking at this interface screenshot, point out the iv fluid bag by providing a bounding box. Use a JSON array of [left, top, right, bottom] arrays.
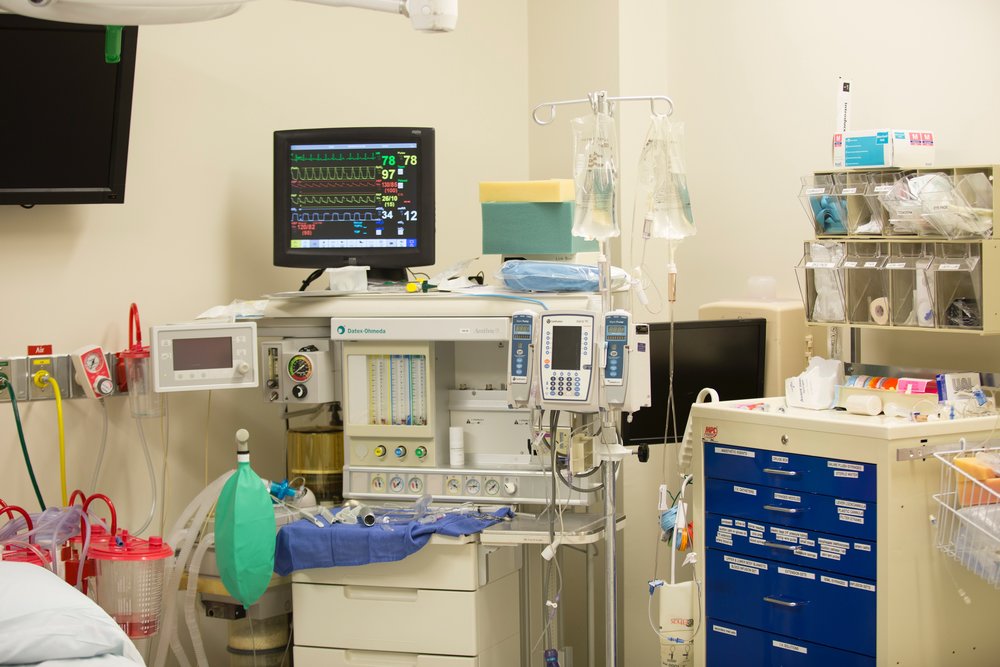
[[572, 111, 619, 241], [635, 115, 695, 241]]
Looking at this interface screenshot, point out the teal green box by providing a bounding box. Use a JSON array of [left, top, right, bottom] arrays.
[[481, 201, 598, 255]]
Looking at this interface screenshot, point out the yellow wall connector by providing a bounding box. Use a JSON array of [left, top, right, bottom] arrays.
[[33, 370, 68, 506]]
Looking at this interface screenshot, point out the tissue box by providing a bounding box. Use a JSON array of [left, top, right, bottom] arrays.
[[832, 129, 935, 168]]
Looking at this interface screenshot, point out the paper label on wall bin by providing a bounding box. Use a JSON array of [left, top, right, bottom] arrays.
[[886, 262, 906, 269], [939, 263, 961, 271], [806, 187, 825, 195], [806, 261, 837, 269]]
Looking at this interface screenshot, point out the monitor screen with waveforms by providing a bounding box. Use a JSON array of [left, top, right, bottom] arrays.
[[273, 127, 435, 280]]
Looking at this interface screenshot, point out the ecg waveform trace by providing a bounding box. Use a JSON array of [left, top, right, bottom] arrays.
[[285, 142, 420, 246]]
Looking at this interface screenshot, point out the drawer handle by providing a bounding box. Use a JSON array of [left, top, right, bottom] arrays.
[[762, 504, 803, 514], [762, 467, 800, 477], [763, 596, 805, 608], [762, 541, 800, 552], [343, 585, 419, 603]]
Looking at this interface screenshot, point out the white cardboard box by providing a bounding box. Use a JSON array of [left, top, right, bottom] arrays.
[[833, 129, 935, 168]]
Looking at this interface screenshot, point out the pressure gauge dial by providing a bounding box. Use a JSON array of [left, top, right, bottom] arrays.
[[389, 476, 405, 493], [465, 478, 481, 495], [84, 352, 103, 373], [446, 477, 461, 494], [484, 478, 500, 496], [287, 354, 313, 382]]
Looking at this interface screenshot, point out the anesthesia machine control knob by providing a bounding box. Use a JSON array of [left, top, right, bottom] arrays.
[[394, 446, 407, 459], [374, 445, 387, 458], [414, 446, 428, 459], [236, 361, 250, 375], [95, 377, 114, 397], [291, 384, 308, 399], [503, 480, 518, 496]]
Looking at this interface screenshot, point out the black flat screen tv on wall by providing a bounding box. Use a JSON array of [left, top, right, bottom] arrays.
[[0, 16, 138, 206]]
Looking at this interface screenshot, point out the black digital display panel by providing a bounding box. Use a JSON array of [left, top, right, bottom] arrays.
[[551, 326, 582, 370], [173, 337, 233, 371]]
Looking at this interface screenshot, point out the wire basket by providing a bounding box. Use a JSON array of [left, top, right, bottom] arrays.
[[933, 448, 1000, 587]]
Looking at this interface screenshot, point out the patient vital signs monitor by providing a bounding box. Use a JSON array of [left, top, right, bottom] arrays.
[[273, 127, 436, 281]]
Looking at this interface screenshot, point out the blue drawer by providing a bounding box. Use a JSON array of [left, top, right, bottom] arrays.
[[706, 549, 876, 656], [706, 513, 876, 579], [705, 478, 876, 542], [704, 443, 876, 502], [707, 619, 875, 667]]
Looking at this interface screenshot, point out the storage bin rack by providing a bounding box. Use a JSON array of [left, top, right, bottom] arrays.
[[933, 448, 1000, 588], [796, 165, 1000, 334]]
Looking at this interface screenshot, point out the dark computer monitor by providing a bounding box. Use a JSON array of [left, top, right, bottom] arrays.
[[0, 16, 138, 206], [623, 318, 767, 445], [272, 127, 435, 282]]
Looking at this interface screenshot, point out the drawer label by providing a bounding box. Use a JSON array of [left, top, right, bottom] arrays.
[[837, 507, 866, 517], [717, 526, 748, 537], [778, 566, 816, 580], [772, 527, 808, 539], [730, 564, 760, 575], [771, 455, 789, 464], [748, 522, 765, 532], [774, 492, 802, 503], [721, 518, 733, 526], [850, 581, 876, 593], [716, 446, 755, 458], [839, 515, 865, 524], [821, 575, 849, 587], [773, 640, 808, 654], [798, 550, 818, 559], [818, 537, 850, 549], [733, 485, 757, 496], [828, 461, 864, 472], [749, 537, 767, 546], [854, 543, 872, 552], [713, 625, 738, 637], [799, 538, 815, 547], [725, 555, 768, 570], [835, 499, 867, 510], [820, 544, 847, 554], [834, 470, 859, 478], [820, 551, 842, 561]]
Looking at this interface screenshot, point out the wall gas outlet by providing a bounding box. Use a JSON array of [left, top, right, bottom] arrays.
[[0, 357, 29, 401], [28, 355, 70, 401]]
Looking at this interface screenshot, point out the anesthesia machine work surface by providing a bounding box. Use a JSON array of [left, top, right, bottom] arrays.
[[689, 398, 1000, 667]]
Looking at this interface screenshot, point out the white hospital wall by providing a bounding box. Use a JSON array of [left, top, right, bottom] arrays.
[[0, 1, 528, 661], [616, 1, 1000, 665]]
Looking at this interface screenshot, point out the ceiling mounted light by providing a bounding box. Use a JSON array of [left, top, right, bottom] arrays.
[[0, 0, 457, 29]]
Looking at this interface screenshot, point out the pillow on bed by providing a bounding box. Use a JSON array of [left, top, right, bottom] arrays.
[[0, 562, 144, 665]]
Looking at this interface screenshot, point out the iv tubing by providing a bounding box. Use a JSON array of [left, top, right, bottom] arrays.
[[33, 371, 67, 506], [3, 377, 46, 510], [133, 417, 158, 536], [89, 399, 110, 493]]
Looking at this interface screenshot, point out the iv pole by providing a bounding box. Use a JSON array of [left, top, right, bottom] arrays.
[[532, 90, 674, 667]]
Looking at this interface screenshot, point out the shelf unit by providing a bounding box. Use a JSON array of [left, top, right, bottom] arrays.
[[796, 165, 999, 334]]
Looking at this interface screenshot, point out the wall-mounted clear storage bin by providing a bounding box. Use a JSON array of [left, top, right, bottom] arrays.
[[879, 172, 938, 236], [862, 171, 899, 235], [886, 243, 935, 327], [799, 174, 847, 235], [795, 240, 846, 323], [932, 243, 983, 330], [843, 242, 890, 325]]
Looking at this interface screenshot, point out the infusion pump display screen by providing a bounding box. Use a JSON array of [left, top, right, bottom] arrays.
[[284, 141, 422, 250], [550, 326, 582, 370]]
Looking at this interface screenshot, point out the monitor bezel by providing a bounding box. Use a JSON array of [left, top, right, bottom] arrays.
[[272, 126, 436, 271], [0, 16, 137, 206]]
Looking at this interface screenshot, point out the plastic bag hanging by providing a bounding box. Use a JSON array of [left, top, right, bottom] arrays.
[[571, 110, 619, 240], [634, 114, 695, 241], [214, 429, 276, 608]]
